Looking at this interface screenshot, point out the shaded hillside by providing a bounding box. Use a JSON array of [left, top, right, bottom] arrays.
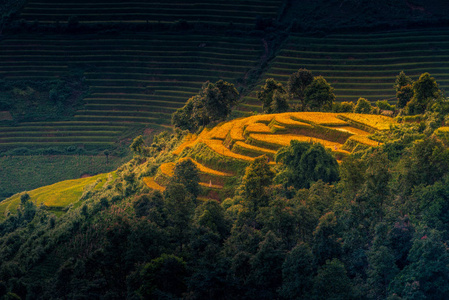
[[2, 108, 449, 298], [283, 0, 449, 32]]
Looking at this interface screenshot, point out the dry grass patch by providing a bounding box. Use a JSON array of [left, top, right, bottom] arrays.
[[202, 140, 254, 161], [143, 177, 166, 192], [348, 135, 380, 147], [160, 162, 175, 177], [179, 157, 232, 177], [273, 113, 312, 127], [199, 182, 223, 189], [244, 123, 272, 134], [209, 121, 234, 140], [173, 133, 198, 155], [338, 113, 397, 131], [333, 126, 371, 136], [291, 112, 348, 126], [250, 133, 345, 151]]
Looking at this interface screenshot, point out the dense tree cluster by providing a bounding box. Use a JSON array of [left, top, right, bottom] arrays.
[[2, 116, 449, 299], [257, 69, 336, 113], [394, 71, 443, 115], [172, 80, 239, 132]]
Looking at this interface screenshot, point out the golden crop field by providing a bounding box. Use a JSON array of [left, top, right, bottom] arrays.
[[244, 123, 272, 134], [290, 112, 349, 126], [339, 113, 398, 131], [0, 173, 109, 219], [146, 112, 391, 194], [179, 157, 233, 177], [143, 177, 166, 192]]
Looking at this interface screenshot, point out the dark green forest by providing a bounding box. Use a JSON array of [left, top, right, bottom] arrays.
[[3, 0, 449, 299], [2, 104, 449, 299]]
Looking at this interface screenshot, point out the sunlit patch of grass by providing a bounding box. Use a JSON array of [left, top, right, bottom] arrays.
[[273, 113, 312, 127], [209, 121, 234, 140], [160, 162, 175, 177], [249, 133, 345, 151], [338, 113, 397, 130], [143, 177, 166, 192], [172, 133, 198, 155], [244, 122, 272, 134], [348, 135, 381, 147], [333, 126, 371, 136], [291, 112, 349, 126], [199, 182, 223, 189], [0, 173, 108, 219], [202, 140, 254, 161], [232, 141, 277, 158], [179, 157, 232, 177]]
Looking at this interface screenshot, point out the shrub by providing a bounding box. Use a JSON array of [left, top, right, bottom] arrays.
[[354, 98, 372, 114]]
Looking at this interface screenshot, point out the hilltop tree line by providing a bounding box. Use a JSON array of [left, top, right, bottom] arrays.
[[173, 69, 447, 134]]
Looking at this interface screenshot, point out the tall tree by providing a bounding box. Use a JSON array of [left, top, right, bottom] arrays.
[[241, 155, 275, 214], [275, 141, 339, 189], [406, 72, 439, 114], [312, 258, 354, 300], [389, 229, 449, 299], [287, 68, 313, 111], [304, 76, 335, 111], [257, 78, 286, 113], [279, 242, 315, 299], [172, 80, 239, 132], [394, 71, 413, 93], [171, 159, 201, 197]]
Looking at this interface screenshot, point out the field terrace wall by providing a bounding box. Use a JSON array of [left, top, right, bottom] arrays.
[[237, 29, 449, 114], [0, 34, 263, 150], [144, 112, 395, 200], [18, 0, 282, 28]]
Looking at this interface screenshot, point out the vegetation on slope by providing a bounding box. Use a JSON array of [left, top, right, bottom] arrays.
[[1, 105, 449, 298]]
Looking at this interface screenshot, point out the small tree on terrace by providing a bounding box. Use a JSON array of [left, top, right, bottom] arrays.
[[354, 97, 372, 114], [257, 78, 287, 113], [287, 68, 313, 111], [406, 72, 440, 115], [172, 80, 239, 132], [275, 140, 339, 189], [304, 76, 335, 111], [394, 71, 414, 109]]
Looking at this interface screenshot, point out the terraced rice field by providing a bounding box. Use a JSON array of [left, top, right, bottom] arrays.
[[0, 34, 262, 149], [144, 112, 394, 198], [238, 29, 449, 114], [0, 172, 111, 220], [19, 0, 282, 27]]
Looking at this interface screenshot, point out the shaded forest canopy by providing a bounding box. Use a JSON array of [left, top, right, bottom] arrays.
[[2, 0, 449, 299]]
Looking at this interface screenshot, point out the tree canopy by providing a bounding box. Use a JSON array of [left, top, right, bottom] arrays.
[[172, 80, 239, 132]]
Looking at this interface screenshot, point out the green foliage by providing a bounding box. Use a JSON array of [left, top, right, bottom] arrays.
[[257, 78, 288, 114], [171, 158, 201, 197], [333, 101, 355, 113], [354, 97, 372, 114], [396, 84, 413, 109], [241, 155, 275, 213], [375, 100, 393, 111], [394, 71, 413, 93], [275, 140, 339, 189], [172, 80, 239, 132], [304, 76, 335, 111], [397, 137, 449, 194], [406, 72, 440, 115], [312, 258, 354, 300], [136, 254, 187, 298], [280, 242, 315, 299], [287, 68, 314, 111], [130, 135, 145, 155]]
